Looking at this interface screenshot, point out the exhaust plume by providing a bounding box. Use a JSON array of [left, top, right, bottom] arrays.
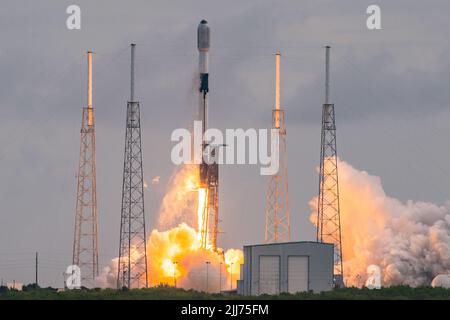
[[96, 165, 243, 290], [310, 160, 450, 287]]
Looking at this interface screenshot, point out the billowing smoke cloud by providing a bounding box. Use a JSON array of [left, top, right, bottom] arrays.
[[96, 165, 243, 290], [147, 223, 242, 291], [96, 223, 243, 291], [157, 165, 198, 229], [310, 160, 450, 287], [96, 258, 119, 288]]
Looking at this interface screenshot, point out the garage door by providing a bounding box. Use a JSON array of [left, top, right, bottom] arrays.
[[259, 256, 280, 295], [288, 256, 308, 293]]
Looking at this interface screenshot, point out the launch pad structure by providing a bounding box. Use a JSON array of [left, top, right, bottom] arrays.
[[316, 46, 344, 284], [265, 53, 291, 243], [72, 51, 99, 287], [117, 44, 149, 289], [68, 21, 344, 292]]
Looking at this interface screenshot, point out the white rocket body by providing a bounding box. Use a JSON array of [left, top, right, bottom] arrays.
[[198, 20, 210, 134]]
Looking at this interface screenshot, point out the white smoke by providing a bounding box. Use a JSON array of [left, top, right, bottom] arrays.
[[310, 160, 450, 287], [95, 258, 119, 288], [431, 274, 450, 288]]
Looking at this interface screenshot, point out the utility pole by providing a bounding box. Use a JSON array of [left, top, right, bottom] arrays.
[[219, 262, 222, 293], [173, 261, 178, 288], [230, 262, 234, 290], [205, 261, 211, 292], [35, 252, 38, 286]]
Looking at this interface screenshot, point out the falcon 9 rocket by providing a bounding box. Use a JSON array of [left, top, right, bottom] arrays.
[[197, 20, 219, 250]]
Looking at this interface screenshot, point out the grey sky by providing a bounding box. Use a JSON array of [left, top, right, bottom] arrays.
[[1, 0, 450, 287]]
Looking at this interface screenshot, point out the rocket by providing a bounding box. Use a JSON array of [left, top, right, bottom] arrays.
[[198, 19, 209, 124], [197, 20, 219, 250], [198, 20, 211, 185]]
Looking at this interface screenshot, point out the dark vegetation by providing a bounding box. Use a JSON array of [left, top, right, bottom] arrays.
[[1, 284, 449, 300]]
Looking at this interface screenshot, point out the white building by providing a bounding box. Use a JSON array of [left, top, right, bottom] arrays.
[[237, 241, 334, 295]]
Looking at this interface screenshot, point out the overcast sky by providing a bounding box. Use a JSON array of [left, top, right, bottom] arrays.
[[1, 0, 450, 287]]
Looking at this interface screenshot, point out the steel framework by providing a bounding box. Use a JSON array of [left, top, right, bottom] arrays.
[[207, 158, 219, 250], [73, 51, 99, 287], [316, 46, 343, 279], [118, 44, 148, 288], [199, 148, 219, 250], [265, 53, 291, 243]]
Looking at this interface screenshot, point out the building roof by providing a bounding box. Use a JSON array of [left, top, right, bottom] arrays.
[[243, 241, 334, 248]]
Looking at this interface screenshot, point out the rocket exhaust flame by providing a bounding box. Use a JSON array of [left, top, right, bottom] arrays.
[[146, 165, 242, 290], [197, 187, 210, 248], [97, 165, 243, 291]]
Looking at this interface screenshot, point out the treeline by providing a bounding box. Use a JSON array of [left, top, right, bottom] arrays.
[[1, 284, 450, 300]]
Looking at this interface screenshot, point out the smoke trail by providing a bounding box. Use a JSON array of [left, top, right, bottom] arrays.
[[310, 160, 450, 287], [96, 258, 119, 288], [157, 165, 198, 229]]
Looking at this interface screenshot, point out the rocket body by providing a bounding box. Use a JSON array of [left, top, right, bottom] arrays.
[[198, 20, 210, 185], [198, 19, 209, 96]]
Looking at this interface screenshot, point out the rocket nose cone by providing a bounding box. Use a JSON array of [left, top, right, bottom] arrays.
[[197, 20, 210, 51]]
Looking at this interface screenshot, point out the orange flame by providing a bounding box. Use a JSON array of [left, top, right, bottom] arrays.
[[147, 165, 243, 291]]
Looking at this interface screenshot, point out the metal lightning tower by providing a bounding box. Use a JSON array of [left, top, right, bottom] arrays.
[[316, 46, 344, 284], [73, 51, 99, 287], [265, 52, 291, 243], [118, 44, 148, 289]]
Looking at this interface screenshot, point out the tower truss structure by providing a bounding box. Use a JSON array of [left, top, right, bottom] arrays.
[[316, 46, 344, 281], [265, 53, 291, 243], [73, 51, 99, 287], [118, 44, 148, 288]]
